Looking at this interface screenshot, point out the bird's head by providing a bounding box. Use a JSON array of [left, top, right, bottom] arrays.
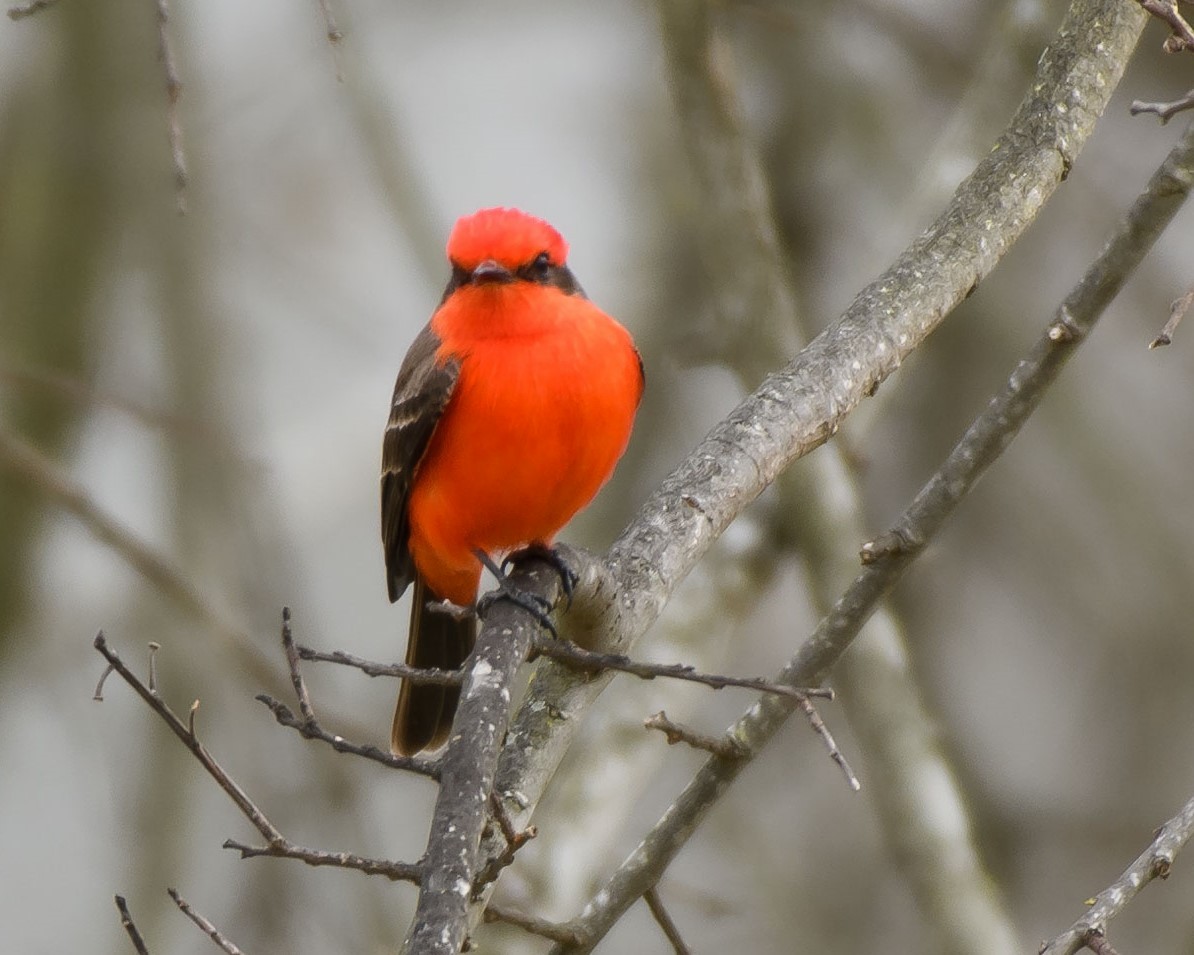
[[443, 208, 581, 297]]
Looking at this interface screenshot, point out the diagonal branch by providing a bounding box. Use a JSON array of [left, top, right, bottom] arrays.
[[548, 119, 1194, 955], [1038, 793, 1194, 954]]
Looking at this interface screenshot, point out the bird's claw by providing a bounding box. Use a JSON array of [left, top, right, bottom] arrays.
[[474, 548, 562, 638], [501, 543, 578, 610]]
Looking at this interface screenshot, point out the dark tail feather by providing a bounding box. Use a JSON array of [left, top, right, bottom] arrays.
[[391, 577, 475, 756]]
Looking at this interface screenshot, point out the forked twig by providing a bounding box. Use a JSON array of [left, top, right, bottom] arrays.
[[297, 644, 463, 685], [1131, 88, 1194, 124]]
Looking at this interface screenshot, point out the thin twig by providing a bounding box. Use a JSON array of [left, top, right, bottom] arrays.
[[6, 0, 58, 19], [223, 838, 419, 883], [279, 607, 316, 722], [1149, 285, 1194, 347], [154, 0, 187, 214], [483, 904, 582, 946], [1038, 793, 1194, 954], [475, 793, 538, 888], [643, 887, 692, 955], [794, 695, 861, 792], [256, 693, 437, 777], [114, 896, 150, 955], [644, 711, 748, 760], [147, 642, 161, 693], [167, 889, 244, 955], [1131, 88, 1194, 123], [532, 635, 828, 699], [94, 633, 423, 884], [94, 632, 284, 842], [94, 663, 115, 701], [297, 645, 463, 685]]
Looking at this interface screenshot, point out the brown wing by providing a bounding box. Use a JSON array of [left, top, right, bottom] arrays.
[[381, 323, 460, 602]]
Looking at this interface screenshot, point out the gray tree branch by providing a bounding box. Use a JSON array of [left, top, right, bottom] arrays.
[[548, 117, 1194, 955], [1039, 793, 1194, 954]]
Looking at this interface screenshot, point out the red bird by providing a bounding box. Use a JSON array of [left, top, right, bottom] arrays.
[[382, 208, 643, 755]]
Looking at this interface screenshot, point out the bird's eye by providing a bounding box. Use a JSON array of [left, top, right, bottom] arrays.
[[531, 251, 553, 276]]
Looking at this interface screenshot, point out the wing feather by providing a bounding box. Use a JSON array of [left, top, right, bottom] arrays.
[[381, 323, 459, 602]]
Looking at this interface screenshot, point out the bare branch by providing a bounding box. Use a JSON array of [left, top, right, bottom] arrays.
[[223, 838, 419, 883], [548, 114, 1194, 955], [114, 896, 150, 955], [531, 635, 826, 699], [280, 606, 316, 722], [1038, 793, 1194, 954], [1149, 284, 1194, 347], [167, 889, 245, 955], [1131, 88, 1194, 123], [644, 711, 748, 760], [296, 644, 464, 685], [643, 887, 692, 955], [793, 694, 860, 792]]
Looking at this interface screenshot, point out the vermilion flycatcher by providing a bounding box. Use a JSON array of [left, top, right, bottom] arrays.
[[381, 207, 643, 756]]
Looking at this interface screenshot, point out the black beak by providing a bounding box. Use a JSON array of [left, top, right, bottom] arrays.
[[471, 259, 514, 284]]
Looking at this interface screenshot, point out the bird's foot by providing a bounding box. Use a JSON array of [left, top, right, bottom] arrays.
[[474, 549, 560, 639], [501, 543, 579, 610]]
